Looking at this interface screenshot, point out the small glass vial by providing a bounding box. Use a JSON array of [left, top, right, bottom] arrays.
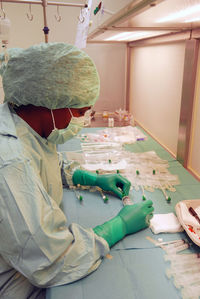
[[108, 117, 114, 127], [122, 196, 134, 205]]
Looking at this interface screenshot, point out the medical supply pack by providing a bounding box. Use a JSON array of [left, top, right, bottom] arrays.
[[147, 236, 200, 299], [165, 243, 200, 299], [64, 126, 180, 204], [68, 147, 179, 198], [79, 126, 147, 144]]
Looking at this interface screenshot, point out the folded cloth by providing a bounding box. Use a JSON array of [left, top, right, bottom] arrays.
[[179, 202, 200, 228], [150, 213, 183, 234]]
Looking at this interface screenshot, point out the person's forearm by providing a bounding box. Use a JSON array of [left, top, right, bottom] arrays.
[[93, 216, 125, 247], [72, 169, 97, 186]]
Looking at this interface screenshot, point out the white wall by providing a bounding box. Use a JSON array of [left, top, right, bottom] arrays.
[[188, 47, 200, 179], [85, 43, 127, 112], [0, 2, 126, 111], [129, 42, 185, 156]]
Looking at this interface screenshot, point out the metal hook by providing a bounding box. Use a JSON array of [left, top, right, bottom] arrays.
[[77, 8, 85, 23], [26, 4, 33, 21], [55, 5, 61, 22], [0, 0, 6, 19], [0, 8, 5, 19]]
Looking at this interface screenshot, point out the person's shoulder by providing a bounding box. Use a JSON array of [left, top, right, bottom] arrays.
[[0, 103, 26, 167], [0, 134, 22, 166]]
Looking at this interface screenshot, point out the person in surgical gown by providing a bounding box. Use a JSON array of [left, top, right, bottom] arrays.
[[0, 43, 154, 299]]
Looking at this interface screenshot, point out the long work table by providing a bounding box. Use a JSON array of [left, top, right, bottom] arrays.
[[46, 126, 200, 299]]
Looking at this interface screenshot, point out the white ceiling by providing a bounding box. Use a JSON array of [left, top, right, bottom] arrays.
[[88, 0, 200, 42]]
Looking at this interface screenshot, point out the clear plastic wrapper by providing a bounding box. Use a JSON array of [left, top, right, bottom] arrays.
[[181, 285, 200, 299], [174, 272, 200, 289], [79, 126, 146, 145], [162, 240, 189, 254], [72, 133, 180, 195], [164, 253, 200, 262], [164, 243, 189, 254], [170, 258, 200, 269], [166, 263, 200, 278]]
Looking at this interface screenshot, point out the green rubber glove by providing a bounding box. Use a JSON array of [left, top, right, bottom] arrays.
[[72, 169, 131, 199], [93, 200, 154, 247]]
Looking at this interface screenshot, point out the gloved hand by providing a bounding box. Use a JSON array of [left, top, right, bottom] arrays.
[[93, 200, 154, 247], [72, 169, 131, 199]]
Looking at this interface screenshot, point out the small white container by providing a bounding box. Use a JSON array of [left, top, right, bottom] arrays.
[[108, 117, 114, 127]]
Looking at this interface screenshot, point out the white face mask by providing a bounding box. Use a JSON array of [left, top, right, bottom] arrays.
[[47, 108, 85, 144]]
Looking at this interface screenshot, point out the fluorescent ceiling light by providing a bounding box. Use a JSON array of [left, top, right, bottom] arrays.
[[105, 31, 154, 41], [156, 4, 200, 23], [184, 17, 200, 23]]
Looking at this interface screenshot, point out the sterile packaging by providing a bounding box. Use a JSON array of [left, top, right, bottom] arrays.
[[166, 263, 200, 278], [164, 242, 189, 254], [164, 253, 200, 262], [174, 272, 200, 289], [170, 258, 200, 269], [181, 285, 200, 299]]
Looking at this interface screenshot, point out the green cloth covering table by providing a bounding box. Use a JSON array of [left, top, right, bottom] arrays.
[[46, 126, 200, 299]]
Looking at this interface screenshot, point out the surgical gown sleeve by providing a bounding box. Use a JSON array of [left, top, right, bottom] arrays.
[[0, 156, 109, 288], [59, 151, 83, 187]]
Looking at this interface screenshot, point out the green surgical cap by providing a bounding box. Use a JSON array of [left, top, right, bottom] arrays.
[[1, 43, 100, 109]]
